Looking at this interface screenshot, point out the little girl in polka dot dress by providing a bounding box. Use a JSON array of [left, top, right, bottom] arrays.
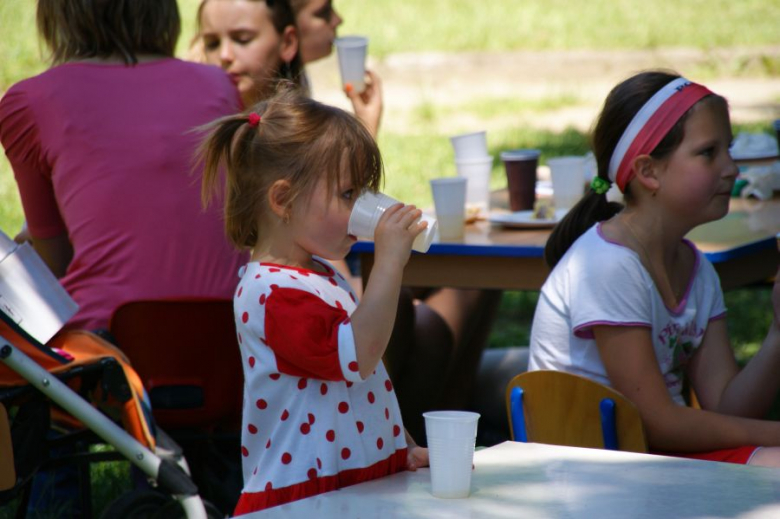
[[199, 85, 430, 515]]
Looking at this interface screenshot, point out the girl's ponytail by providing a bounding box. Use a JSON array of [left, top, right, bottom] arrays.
[[199, 116, 248, 209], [544, 183, 622, 268], [196, 110, 268, 249]]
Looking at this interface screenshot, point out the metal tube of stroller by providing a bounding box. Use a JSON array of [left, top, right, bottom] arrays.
[[0, 342, 207, 519]]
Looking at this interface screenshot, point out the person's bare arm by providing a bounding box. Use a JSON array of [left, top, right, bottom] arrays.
[[31, 232, 73, 278], [594, 324, 780, 452], [350, 204, 424, 378], [404, 428, 429, 470], [345, 69, 383, 138], [689, 268, 780, 418]]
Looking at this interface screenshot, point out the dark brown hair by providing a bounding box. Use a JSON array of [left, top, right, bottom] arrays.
[[544, 70, 726, 267], [36, 0, 180, 65], [199, 84, 382, 250], [195, 0, 304, 91]]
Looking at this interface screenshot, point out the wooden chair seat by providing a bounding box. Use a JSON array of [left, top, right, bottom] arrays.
[[505, 370, 647, 453]]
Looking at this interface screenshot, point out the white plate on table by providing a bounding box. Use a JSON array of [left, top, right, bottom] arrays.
[[489, 210, 562, 229]]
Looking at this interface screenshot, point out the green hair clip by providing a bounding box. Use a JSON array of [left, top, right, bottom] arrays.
[[590, 176, 611, 195]]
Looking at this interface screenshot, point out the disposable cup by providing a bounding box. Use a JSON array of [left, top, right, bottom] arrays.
[[334, 36, 368, 93], [430, 178, 467, 241], [501, 149, 540, 211], [348, 191, 437, 253], [449, 131, 488, 161], [547, 156, 587, 211], [423, 411, 480, 499], [455, 155, 493, 214]]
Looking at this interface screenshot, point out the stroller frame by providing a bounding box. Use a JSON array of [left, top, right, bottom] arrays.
[[0, 335, 208, 519]]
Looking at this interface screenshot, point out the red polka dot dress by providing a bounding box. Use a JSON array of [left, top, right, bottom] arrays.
[[232, 259, 407, 515]]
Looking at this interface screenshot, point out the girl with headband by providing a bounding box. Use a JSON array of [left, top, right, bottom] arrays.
[[529, 70, 780, 466]]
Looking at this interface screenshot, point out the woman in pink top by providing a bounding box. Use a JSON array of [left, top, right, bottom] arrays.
[[0, 0, 248, 333]]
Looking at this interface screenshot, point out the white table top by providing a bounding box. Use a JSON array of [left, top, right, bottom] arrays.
[[242, 441, 780, 518]]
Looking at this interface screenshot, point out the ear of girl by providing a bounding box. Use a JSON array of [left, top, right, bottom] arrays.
[[629, 155, 662, 196]]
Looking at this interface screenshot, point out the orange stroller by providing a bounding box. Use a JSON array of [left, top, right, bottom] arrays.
[[0, 238, 216, 518]]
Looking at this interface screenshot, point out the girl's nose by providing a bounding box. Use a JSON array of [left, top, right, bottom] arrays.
[[332, 10, 343, 28], [724, 155, 739, 179], [219, 42, 234, 67]]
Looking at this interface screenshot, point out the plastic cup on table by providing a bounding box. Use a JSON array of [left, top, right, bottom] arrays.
[[500, 149, 541, 212], [455, 155, 493, 216], [430, 177, 468, 241], [547, 155, 587, 212], [449, 131, 488, 161], [348, 190, 437, 253], [334, 36, 368, 93], [423, 411, 480, 499]]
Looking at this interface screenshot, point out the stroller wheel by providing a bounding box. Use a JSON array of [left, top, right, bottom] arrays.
[[99, 488, 224, 518]]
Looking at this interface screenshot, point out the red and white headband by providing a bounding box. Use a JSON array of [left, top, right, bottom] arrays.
[[608, 77, 713, 192]]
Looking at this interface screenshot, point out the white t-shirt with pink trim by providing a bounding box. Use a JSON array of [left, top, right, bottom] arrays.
[[234, 258, 406, 496], [529, 224, 727, 405]]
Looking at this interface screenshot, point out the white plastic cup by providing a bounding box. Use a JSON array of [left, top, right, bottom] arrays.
[[334, 36, 368, 93], [348, 191, 437, 253], [430, 177, 467, 241], [449, 131, 488, 161], [423, 411, 480, 499], [455, 155, 492, 215], [547, 156, 587, 211]]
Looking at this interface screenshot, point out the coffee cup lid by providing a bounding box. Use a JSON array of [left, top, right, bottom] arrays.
[[500, 149, 541, 161]]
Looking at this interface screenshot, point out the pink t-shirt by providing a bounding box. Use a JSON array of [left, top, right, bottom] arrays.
[[0, 58, 248, 331]]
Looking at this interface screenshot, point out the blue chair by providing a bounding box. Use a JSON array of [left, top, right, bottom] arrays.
[[505, 370, 647, 453]]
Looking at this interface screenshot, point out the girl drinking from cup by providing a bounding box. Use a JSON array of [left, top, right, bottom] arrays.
[[290, 0, 383, 137], [199, 86, 429, 514], [530, 70, 780, 466]]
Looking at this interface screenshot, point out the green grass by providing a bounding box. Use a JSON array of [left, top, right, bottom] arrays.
[[414, 94, 583, 125], [3, 0, 780, 91], [338, 0, 780, 57], [0, 1, 42, 93]]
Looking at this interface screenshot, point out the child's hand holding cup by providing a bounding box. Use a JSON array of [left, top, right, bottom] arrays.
[[349, 191, 437, 253]]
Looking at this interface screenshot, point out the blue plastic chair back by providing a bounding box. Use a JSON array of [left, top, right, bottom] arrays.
[[510, 386, 527, 442], [511, 387, 620, 449], [599, 398, 619, 450]]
